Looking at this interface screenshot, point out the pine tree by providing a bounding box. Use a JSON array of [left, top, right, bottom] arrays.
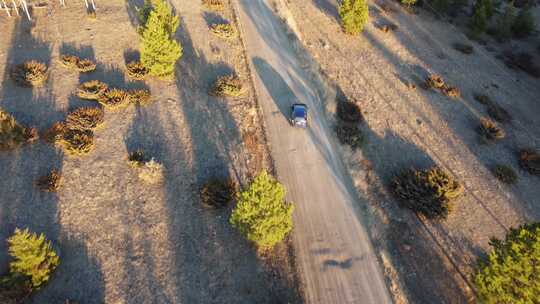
[[230, 171, 294, 249], [495, 3, 515, 41], [339, 0, 369, 35], [470, 2, 488, 36], [7, 228, 59, 289], [512, 7, 536, 38], [474, 223, 540, 303], [140, 0, 182, 78]]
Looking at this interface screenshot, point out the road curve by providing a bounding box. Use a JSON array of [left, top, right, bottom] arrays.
[[233, 1, 392, 303]]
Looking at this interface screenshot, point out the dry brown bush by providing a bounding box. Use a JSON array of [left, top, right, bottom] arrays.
[[97, 89, 131, 110], [126, 61, 149, 80], [478, 118, 505, 141], [66, 107, 104, 130], [202, 0, 224, 10], [128, 150, 150, 167], [77, 80, 108, 100], [441, 85, 460, 98], [519, 149, 540, 176], [11, 60, 48, 87], [59, 129, 94, 155], [60, 55, 96, 72], [128, 89, 152, 106], [425, 74, 445, 89], [42, 122, 67, 144], [211, 75, 246, 97], [210, 23, 237, 39], [35, 169, 62, 192], [199, 178, 236, 209]]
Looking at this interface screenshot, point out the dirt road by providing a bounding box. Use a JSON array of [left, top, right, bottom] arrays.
[[233, 1, 392, 303]]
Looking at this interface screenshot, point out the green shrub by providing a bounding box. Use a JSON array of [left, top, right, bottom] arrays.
[[491, 164, 518, 184], [126, 61, 149, 80], [335, 120, 364, 150], [35, 169, 62, 192], [7, 228, 59, 289], [478, 118, 505, 142], [495, 4, 515, 41], [339, 0, 369, 35], [336, 99, 362, 123], [432, 0, 451, 14], [140, 0, 182, 78], [512, 8, 536, 38], [474, 222, 540, 303], [392, 166, 463, 219], [210, 23, 237, 39], [11, 60, 48, 87], [66, 107, 104, 130], [200, 178, 236, 209], [60, 129, 94, 155], [97, 89, 131, 110], [0, 110, 36, 151], [470, 3, 489, 36], [230, 170, 294, 248], [211, 75, 246, 97], [475, 0, 493, 18], [519, 149, 540, 176], [137, 0, 153, 27], [77, 80, 108, 100]]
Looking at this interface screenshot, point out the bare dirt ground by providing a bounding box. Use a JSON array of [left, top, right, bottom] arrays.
[[270, 0, 540, 303], [0, 0, 300, 303]]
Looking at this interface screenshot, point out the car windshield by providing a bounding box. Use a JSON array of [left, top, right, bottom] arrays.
[[293, 106, 306, 118]]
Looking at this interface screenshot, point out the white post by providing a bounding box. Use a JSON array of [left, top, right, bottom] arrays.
[[90, 0, 95, 10], [83, 0, 88, 8], [20, 0, 30, 20], [59, 0, 65, 7], [2, 1, 11, 17], [11, 0, 18, 16]]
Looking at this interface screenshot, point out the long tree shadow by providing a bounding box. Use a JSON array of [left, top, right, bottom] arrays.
[[0, 19, 106, 304], [360, 127, 476, 303], [120, 15, 300, 304]]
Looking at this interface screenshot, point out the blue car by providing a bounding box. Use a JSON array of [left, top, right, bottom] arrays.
[[290, 103, 308, 128]]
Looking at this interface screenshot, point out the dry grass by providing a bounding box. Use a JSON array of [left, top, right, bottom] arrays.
[[41, 122, 67, 144], [519, 149, 540, 176], [210, 23, 237, 39], [211, 75, 246, 97], [97, 89, 131, 110], [128, 89, 152, 106], [77, 80, 108, 100], [474, 94, 511, 123], [35, 169, 62, 192], [199, 178, 236, 209], [0, 110, 36, 151], [491, 164, 518, 184], [392, 166, 464, 219], [66, 107, 105, 130], [202, 0, 224, 11], [379, 23, 398, 33], [11, 60, 48, 87], [125, 61, 149, 80], [59, 129, 94, 155], [478, 118, 505, 142], [137, 159, 164, 184]]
